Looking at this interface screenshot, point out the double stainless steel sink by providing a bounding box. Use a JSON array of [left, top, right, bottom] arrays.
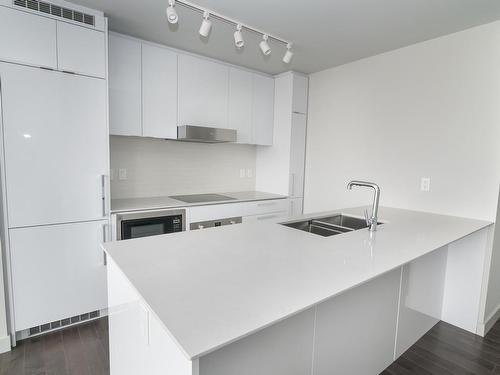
[[282, 214, 380, 237]]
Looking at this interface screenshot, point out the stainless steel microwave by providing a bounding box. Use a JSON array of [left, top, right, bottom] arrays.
[[116, 209, 186, 240]]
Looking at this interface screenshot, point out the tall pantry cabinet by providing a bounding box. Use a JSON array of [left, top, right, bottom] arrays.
[[0, 1, 109, 345], [256, 72, 309, 216]]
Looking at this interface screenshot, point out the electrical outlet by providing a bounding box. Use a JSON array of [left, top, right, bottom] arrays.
[[247, 169, 253, 178], [420, 177, 431, 192], [239, 169, 246, 178], [119, 168, 127, 181]]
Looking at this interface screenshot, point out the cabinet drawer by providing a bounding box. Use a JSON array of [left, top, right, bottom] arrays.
[[243, 211, 288, 223], [57, 22, 106, 78], [188, 199, 288, 223], [0, 6, 57, 69]]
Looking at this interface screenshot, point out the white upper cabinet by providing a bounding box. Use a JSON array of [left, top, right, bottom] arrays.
[[289, 113, 307, 197], [292, 74, 308, 114], [0, 6, 57, 69], [252, 74, 275, 146], [56, 22, 106, 78], [109, 34, 142, 137], [1, 62, 108, 228], [178, 54, 229, 129], [142, 44, 178, 139], [228, 68, 253, 144]]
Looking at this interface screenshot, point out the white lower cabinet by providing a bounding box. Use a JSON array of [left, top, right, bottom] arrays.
[[9, 220, 108, 331], [288, 198, 303, 217], [188, 199, 289, 224], [108, 258, 195, 375], [312, 269, 401, 375]]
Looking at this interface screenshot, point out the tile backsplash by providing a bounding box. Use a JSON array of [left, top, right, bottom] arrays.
[[110, 136, 257, 199]]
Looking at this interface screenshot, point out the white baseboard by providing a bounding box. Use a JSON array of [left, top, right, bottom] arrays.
[[477, 303, 500, 337], [0, 334, 11, 354]]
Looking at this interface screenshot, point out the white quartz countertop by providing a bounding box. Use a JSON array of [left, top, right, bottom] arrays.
[[110, 191, 287, 213], [102, 206, 492, 360]]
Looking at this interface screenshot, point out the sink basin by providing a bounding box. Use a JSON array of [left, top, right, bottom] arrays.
[[281, 214, 380, 237]]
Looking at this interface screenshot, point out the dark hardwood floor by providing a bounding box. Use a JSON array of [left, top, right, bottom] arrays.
[[0, 317, 499, 374], [0, 318, 109, 375]]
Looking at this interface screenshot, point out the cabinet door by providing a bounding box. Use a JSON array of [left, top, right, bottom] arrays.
[[108, 258, 149, 375], [142, 44, 178, 139], [56, 22, 106, 78], [292, 74, 308, 114], [10, 221, 108, 330], [289, 113, 307, 198], [178, 55, 228, 128], [0, 63, 108, 227], [289, 198, 303, 217], [252, 74, 274, 145], [0, 6, 57, 69], [109, 34, 142, 136], [228, 68, 252, 143]]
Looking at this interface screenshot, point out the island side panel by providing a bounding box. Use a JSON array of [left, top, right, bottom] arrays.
[[395, 246, 448, 358], [442, 227, 490, 334], [312, 268, 401, 375], [107, 257, 197, 375], [198, 307, 316, 375]]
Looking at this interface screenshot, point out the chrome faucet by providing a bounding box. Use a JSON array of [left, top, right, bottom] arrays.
[[347, 180, 381, 232]]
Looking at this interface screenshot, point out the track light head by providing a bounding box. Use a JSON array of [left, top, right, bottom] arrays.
[[166, 0, 178, 24], [259, 34, 271, 56], [282, 43, 294, 64], [199, 11, 212, 37], [233, 24, 244, 48]]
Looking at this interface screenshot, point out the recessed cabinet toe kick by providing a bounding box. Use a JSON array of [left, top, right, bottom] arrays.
[[103, 207, 493, 375]]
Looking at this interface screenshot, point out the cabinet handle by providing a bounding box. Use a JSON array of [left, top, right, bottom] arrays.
[[101, 223, 109, 266], [257, 201, 277, 207], [101, 174, 109, 217], [290, 173, 296, 196], [257, 214, 279, 221]]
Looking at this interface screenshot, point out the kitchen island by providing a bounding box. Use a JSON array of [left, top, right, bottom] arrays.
[[102, 206, 494, 375]]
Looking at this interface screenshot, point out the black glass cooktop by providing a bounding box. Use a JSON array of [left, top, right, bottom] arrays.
[[169, 194, 236, 204]]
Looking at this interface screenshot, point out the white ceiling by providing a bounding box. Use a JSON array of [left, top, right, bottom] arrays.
[[71, 0, 500, 75]]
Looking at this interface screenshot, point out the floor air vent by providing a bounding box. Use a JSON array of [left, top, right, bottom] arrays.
[[28, 310, 100, 337], [13, 0, 95, 26]]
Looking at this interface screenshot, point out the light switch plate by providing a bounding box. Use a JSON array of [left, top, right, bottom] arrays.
[[247, 169, 253, 178], [240, 169, 246, 178]]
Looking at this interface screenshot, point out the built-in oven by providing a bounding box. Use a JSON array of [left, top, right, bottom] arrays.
[[116, 209, 186, 240]]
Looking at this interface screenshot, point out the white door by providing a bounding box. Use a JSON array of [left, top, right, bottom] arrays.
[[252, 74, 274, 145], [289, 113, 307, 198], [178, 55, 229, 128], [108, 34, 142, 136], [9, 220, 108, 330], [0, 63, 108, 228], [56, 22, 106, 78], [142, 44, 178, 139], [0, 6, 57, 69], [228, 68, 252, 143]]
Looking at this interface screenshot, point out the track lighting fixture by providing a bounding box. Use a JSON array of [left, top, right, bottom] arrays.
[[199, 11, 212, 37], [166, 0, 178, 24], [234, 24, 244, 48], [259, 34, 271, 56], [165, 1, 295, 61], [282, 43, 293, 64]]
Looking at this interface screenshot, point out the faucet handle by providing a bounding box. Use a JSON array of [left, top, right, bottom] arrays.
[[364, 209, 371, 226]]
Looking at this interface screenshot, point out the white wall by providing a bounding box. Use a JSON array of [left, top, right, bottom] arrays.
[[304, 21, 500, 222], [110, 136, 257, 199]]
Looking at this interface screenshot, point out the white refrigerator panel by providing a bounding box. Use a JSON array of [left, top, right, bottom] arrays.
[[0, 63, 108, 228], [10, 221, 108, 331]]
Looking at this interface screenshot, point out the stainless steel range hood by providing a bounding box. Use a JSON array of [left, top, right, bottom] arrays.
[[177, 125, 237, 143]]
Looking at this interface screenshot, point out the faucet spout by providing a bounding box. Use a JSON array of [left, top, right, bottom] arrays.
[[347, 180, 381, 232]]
